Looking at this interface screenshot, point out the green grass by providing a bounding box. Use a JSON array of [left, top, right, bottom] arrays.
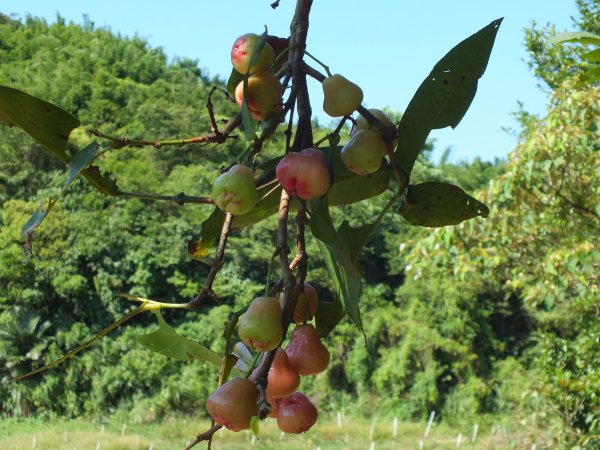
[[0, 415, 552, 450]]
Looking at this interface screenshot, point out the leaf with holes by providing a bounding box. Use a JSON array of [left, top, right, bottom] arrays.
[[399, 181, 489, 227], [395, 18, 503, 179]]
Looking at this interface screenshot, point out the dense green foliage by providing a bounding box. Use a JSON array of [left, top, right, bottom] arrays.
[[0, 4, 598, 449]]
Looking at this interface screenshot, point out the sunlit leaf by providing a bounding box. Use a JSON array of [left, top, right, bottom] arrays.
[[399, 181, 489, 227], [0, 85, 120, 196], [0, 84, 79, 162], [550, 31, 600, 46], [250, 416, 260, 439], [395, 18, 503, 179], [137, 311, 223, 368], [582, 48, 600, 62]]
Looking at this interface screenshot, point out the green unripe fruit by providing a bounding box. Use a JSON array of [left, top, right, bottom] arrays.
[[212, 165, 258, 215], [235, 71, 282, 121], [231, 33, 275, 74], [238, 296, 283, 352], [322, 74, 363, 117], [353, 108, 397, 154], [341, 130, 386, 175]]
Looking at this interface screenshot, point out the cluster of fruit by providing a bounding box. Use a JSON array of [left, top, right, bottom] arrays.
[[206, 32, 398, 437], [206, 283, 329, 434]]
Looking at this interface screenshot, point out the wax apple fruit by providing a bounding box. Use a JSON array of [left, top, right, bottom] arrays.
[[254, 348, 300, 399], [231, 33, 275, 74], [340, 130, 386, 175], [353, 108, 397, 153], [280, 282, 318, 323], [238, 296, 283, 352], [205, 377, 259, 431], [235, 71, 282, 121], [322, 74, 363, 117], [285, 324, 330, 375], [277, 392, 318, 434], [212, 165, 258, 215], [276, 148, 330, 200]]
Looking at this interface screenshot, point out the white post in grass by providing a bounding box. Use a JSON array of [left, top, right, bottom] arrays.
[[100, 424, 105, 434], [393, 417, 398, 438], [148, 444, 154, 450], [472, 424, 478, 442], [121, 423, 127, 435], [64, 429, 68, 442], [456, 433, 462, 448], [531, 445, 537, 450], [96, 441, 101, 450], [279, 431, 285, 440], [251, 435, 256, 445], [31, 437, 36, 450], [418, 440, 424, 449], [337, 411, 343, 429], [369, 418, 376, 441], [369, 441, 375, 450], [424, 411, 435, 437]]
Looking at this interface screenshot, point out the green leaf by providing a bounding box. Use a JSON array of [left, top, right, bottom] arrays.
[[250, 416, 260, 439], [310, 197, 364, 334], [226, 68, 245, 96], [63, 141, 99, 190], [22, 141, 100, 235], [22, 199, 56, 236], [315, 297, 345, 338], [399, 181, 489, 227], [582, 48, 600, 62], [189, 209, 226, 260], [581, 66, 600, 83], [550, 31, 600, 46], [0, 84, 79, 162], [338, 220, 378, 266], [137, 311, 225, 369], [0, 85, 120, 196], [395, 18, 503, 179]]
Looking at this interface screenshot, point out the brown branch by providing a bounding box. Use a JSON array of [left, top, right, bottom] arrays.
[[119, 191, 213, 206], [187, 212, 234, 309], [90, 113, 241, 149], [183, 423, 222, 450]]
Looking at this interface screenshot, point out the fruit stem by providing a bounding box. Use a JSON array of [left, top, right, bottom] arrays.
[[304, 50, 332, 77], [119, 191, 213, 206]]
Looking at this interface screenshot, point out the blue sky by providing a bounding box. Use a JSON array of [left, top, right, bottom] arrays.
[[2, 1, 579, 163]]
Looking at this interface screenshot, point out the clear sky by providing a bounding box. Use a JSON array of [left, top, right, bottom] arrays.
[[2, 1, 579, 163]]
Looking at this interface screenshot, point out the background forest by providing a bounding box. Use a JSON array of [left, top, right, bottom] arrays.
[[0, 1, 598, 449]]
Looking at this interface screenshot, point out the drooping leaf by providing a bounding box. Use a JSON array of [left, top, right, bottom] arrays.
[[310, 197, 363, 334], [22, 199, 56, 236], [399, 181, 489, 227], [22, 141, 100, 235], [550, 31, 600, 46], [0, 84, 79, 162], [0, 85, 120, 196], [250, 416, 261, 439], [315, 296, 345, 338], [395, 18, 503, 179], [189, 209, 226, 260], [338, 220, 379, 267], [137, 311, 228, 371]]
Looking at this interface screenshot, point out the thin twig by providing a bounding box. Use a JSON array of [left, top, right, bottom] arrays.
[[119, 191, 213, 206], [90, 113, 241, 149], [187, 212, 234, 309], [183, 424, 223, 450]]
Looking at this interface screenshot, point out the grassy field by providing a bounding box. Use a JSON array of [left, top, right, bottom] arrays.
[[0, 415, 552, 450]]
